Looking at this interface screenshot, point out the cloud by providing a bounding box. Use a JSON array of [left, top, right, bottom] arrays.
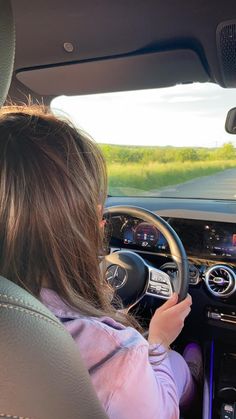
[[51, 83, 236, 148]]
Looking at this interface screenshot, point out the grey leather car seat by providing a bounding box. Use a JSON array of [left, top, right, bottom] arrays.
[[0, 1, 108, 418], [0, 276, 108, 419]]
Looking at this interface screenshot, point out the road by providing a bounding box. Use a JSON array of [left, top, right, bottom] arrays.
[[149, 168, 236, 199]]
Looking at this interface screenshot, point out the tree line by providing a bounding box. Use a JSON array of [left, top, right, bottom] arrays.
[[99, 142, 236, 164]]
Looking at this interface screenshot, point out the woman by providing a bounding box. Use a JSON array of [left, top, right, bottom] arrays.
[[0, 105, 201, 418]]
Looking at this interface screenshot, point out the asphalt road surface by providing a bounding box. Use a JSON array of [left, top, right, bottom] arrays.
[[151, 168, 236, 199]]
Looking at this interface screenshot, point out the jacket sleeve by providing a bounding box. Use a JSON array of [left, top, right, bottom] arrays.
[[106, 344, 179, 419]]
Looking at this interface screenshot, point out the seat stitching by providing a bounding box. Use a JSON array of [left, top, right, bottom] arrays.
[[0, 293, 48, 312], [0, 304, 64, 331], [0, 294, 62, 326], [0, 415, 30, 419]]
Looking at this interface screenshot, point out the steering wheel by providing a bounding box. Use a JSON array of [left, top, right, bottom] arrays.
[[104, 206, 189, 308]]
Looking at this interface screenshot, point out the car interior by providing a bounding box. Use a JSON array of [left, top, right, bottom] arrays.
[[2, 1, 236, 418]]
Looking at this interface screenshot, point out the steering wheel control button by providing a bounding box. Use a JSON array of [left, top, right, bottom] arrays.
[[161, 285, 169, 291], [148, 286, 161, 295], [150, 270, 169, 284], [147, 268, 172, 299], [149, 282, 161, 291], [160, 288, 171, 296]]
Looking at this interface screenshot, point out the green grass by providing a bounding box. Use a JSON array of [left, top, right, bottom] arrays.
[[107, 160, 236, 195]]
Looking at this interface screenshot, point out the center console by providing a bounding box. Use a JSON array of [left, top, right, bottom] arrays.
[[204, 342, 236, 419]]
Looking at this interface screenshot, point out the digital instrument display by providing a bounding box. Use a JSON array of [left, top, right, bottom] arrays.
[[109, 216, 168, 252], [109, 215, 236, 260], [164, 218, 236, 260], [123, 221, 167, 250], [204, 224, 236, 258]]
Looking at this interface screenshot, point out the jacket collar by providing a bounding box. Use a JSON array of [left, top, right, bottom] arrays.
[[40, 288, 81, 319]]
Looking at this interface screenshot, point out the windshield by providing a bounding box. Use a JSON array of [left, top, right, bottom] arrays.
[[51, 83, 236, 200]]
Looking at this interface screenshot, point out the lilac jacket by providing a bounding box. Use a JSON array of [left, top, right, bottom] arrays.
[[40, 289, 181, 419]]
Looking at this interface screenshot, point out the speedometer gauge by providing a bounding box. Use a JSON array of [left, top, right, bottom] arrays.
[[134, 222, 159, 247]]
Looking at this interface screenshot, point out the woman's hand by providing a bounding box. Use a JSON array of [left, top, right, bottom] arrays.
[[148, 293, 192, 348]]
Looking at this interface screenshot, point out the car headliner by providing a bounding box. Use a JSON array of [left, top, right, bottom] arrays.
[[9, 0, 236, 102]]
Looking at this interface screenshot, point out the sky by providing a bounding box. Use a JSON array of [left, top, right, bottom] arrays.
[[51, 83, 236, 148]]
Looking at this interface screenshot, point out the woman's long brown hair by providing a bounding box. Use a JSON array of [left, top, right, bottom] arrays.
[[0, 105, 141, 330]]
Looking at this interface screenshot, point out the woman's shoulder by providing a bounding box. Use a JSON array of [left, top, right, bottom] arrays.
[[40, 288, 148, 368], [67, 314, 148, 352], [62, 314, 150, 385], [40, 287, 148, 352]]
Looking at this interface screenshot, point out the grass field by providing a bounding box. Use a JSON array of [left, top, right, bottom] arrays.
[[107, 160, 236, 195]]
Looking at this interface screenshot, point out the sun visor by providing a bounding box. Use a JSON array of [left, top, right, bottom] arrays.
[[16, 49, 209, 96]]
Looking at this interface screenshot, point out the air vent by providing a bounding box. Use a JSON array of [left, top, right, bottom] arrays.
[[205, 265, 236, 298]]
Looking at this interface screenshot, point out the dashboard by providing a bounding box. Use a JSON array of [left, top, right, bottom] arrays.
[[105, 197, 236, 343], [106, 197, 236, 264], [105, 197, 236, 300], [109, 215, 236, 262]]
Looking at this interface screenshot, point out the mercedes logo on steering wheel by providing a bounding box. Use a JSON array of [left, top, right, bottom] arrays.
[[105, 265, 127, 289]]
